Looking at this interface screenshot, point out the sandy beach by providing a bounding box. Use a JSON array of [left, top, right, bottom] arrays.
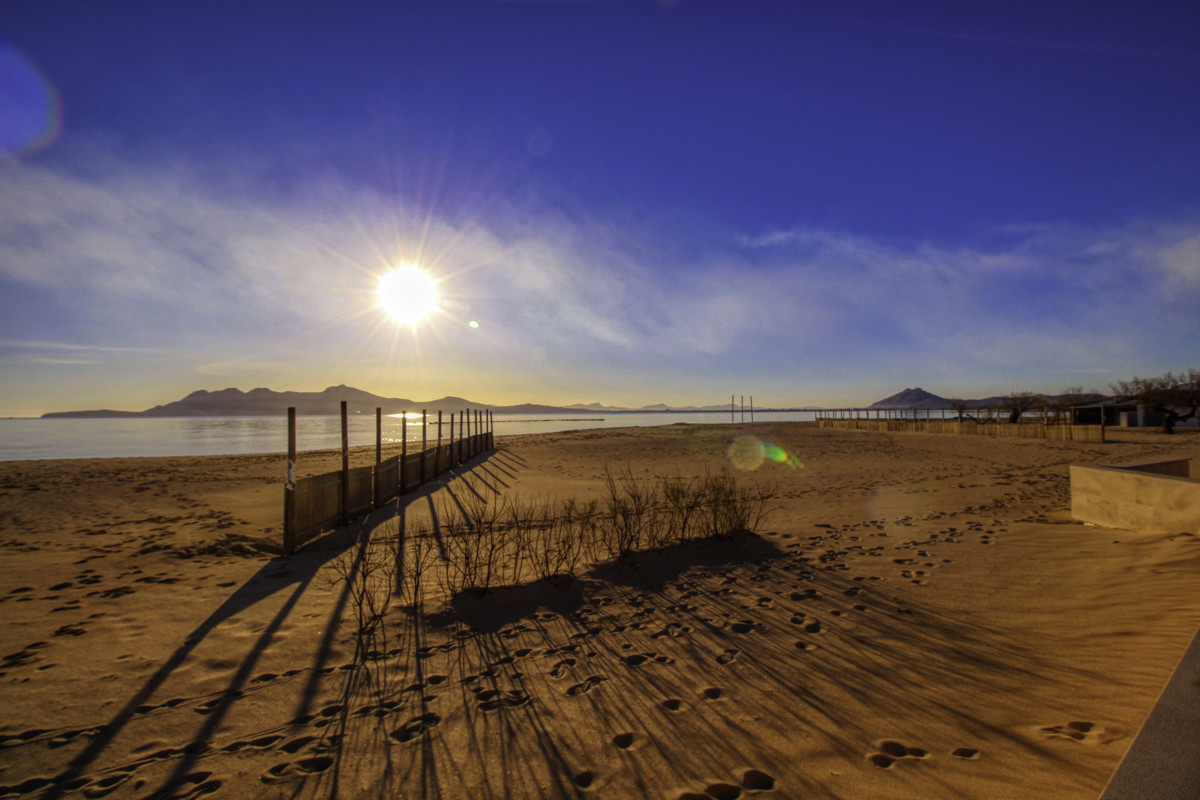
[[2, 422, 1199, 800]]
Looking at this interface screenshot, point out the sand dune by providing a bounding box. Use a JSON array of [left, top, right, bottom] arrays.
[[1, 423, 1198, 799]]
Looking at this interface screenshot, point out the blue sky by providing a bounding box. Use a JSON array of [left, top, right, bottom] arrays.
[[2, 0, 1198, 416]]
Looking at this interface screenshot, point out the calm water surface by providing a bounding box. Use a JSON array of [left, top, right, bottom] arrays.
[[0, 411, 817, 461]]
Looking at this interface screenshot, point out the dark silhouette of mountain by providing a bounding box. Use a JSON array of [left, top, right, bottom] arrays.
[[867, 388, 1110, 410], [40, 385, 593, 418], [869, 388, 950, 409], [40, 386, 748, 418]]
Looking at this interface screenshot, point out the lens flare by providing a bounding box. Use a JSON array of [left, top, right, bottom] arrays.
[[727, 435, 802, 471], [0, 45, 62, 157]]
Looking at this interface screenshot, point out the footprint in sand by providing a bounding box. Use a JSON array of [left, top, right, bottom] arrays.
[[279, 735, 319, 754], [261, 756, 335, 783], [674, 769, 778, 800], [651, 623, 691, 639], [1040, 721, 1105, 743], [79, 771, 136, 798], [612, 732, 641, 751], [623, 652, 674, 667], [572, 769, 608, 792], [549, 658, 577, 679], [951, 747, 981, 759], [222, 733, 285, 752], [566, 676, 608, 696], [662, 698, 687, 712], [388, 713, 441, 744], [737, 768, 777, 791], [716, 649, 739, 665], [475, 689, 530, 711], [867, 740, 930, 768], [53, 623, 88, 637], [46, 727, 104, 749], [701, 783, 741, 800], [702, 687, 724, 701]]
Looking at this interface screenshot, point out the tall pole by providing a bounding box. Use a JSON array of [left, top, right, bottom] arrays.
[[340, 400, 349, 526], [750, 395, 754, 423], [400, 410, 408, 492], [374, 407, 383, 508], [420, 410, 427, 484], [284, 407, 296, 555], [435, 410, 443, 476]]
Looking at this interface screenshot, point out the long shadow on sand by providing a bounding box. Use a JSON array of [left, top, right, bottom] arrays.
[[428, 530, 786, 635], [34, 450, 507, 800]]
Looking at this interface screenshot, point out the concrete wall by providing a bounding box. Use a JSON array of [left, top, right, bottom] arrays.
[[1070, 458, 1200, 534]]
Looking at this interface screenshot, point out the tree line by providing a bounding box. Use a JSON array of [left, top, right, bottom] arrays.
[[945, 368, 1198, 434]]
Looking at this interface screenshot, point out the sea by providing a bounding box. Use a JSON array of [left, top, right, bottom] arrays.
[[0, 411, 819, 462]]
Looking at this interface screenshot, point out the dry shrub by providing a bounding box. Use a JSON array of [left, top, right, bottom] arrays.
[[417, 465, 774, 600]]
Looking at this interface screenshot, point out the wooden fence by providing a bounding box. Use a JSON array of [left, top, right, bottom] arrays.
[[283, 403, 494, 554], [816, 417, 1104, 441]]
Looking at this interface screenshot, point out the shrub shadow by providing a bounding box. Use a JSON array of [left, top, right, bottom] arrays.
[[423, 530, 786, 632]]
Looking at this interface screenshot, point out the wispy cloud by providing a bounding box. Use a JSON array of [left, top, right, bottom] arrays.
[[0, 339, 165, 353], [2, 147, 1198, 409]]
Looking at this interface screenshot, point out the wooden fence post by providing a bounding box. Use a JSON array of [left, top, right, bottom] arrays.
[[374, 407, 382, 508], [420, 410, 427, 484], [284, 407, 296, 555], [435, 410, 442, 477], [340, 401, 349, 526], [400, 410, 407, 492]]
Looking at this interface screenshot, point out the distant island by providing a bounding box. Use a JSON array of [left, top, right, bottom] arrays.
[[40, 385, 820, 419]]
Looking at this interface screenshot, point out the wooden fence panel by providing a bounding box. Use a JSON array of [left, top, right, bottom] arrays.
[[284, 410, 496, 554], [291, 472, 341, 549], [376, 456, 399, 505], [817, 418, 1104, 443], [402, 453, 423, 491], [347, 464, 374, 518]]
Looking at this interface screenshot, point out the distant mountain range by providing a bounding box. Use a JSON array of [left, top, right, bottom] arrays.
[[41, 384, 1087, 419], [40, 385, 799, 418], [868, 387, 1105, 409]]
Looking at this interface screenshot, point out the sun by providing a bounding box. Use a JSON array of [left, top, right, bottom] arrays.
[[378, 265, 438, 325]]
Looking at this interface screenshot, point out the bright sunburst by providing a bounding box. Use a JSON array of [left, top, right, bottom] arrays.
[[378, 264, 438, 325]]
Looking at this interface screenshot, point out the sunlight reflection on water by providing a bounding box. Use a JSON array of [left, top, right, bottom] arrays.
[[0, 411, 817, 461]]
